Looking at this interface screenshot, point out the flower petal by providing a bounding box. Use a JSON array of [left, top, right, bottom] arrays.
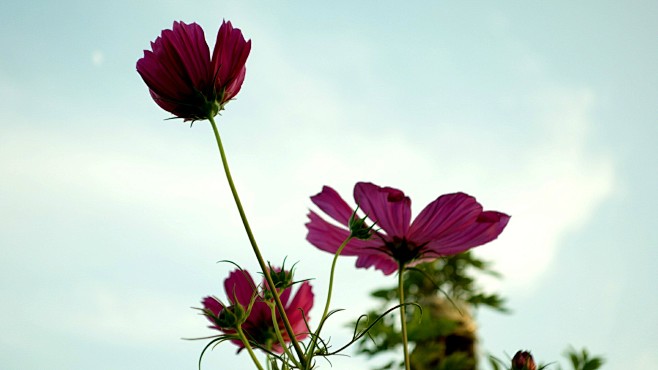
[[223, 65, 246, 102], [137, 21, 210, 101], [167, 21, 211, 91], [284, 281, 314, 340], [224, 269, 257, 307], [423, 211, 510, 256], [305, 211, 384, 255], [354, 253, 399, 275], [408, 192, 482, 242], [211, 20, 251, 103], [354, 182, 411, 238], [202, 296, 223, 316], [311, 185, 354, 226]]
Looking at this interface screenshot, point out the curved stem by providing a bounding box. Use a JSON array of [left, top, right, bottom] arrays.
[[398, 264, 411, 370], [236, 325, 265, 370], [304, 236, 351, 368], [208, 117, 307, 368]]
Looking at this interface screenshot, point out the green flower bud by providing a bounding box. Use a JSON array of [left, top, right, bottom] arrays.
[[349, 208, 375, 240], [263, 262, 295, 300], [270, 268, 294, 290], [213, 304, 247, 329]]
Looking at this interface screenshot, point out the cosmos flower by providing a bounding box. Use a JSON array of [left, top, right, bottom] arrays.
[[136, 20, 251, 121], [306, 182, 510, 275], [202, 269, 313, 353]]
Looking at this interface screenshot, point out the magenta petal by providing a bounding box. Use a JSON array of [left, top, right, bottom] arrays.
[[243, 301, 271, 329], [285, 281, 314, 339], [224, 269, 256, 307], [211, 20, 251, 102], [167, 21, 211, 91], [310, 186, 355, 226], [137, 20, 250, 121], [202, 296, 223, 316], [137, 48, 192, 101], [306, 211, 384, 255], [201, 296, 225, 329], [408, 192, 482, 241], [137, 22, 210, 100], [354, 182, 411, 238], [288, 282, 314, 318], [354, 253, 399, 275], [223, 66, 246, 102], [424, 211, 510, 256]]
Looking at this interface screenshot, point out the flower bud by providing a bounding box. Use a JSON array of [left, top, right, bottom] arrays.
[[512, 351, 536, 370], [270, 268, 294, 290], [263, 265, 295, 300], [212, 304, 247, 329], [349, 208, 375, 240]]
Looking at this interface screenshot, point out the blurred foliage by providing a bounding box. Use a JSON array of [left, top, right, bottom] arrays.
[[367, 251, 507, 312], [354, 251, 507, 370], [354, 252, 605, 370], [558, 347, 605, 370]]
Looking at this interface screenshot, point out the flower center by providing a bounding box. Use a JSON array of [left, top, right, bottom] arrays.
[[386, 237, 421, 266], [244, 322, 278, 349]]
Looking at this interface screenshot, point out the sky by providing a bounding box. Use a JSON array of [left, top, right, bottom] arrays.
[[1, 1, 656, 369]]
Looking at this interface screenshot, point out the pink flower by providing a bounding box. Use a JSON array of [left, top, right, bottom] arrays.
[[136, 20, 251, 121], [306, 182, 510, 275], [202, 269, 314, 353]]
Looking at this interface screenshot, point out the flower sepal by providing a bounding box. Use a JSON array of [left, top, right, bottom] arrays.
[[349, 206, 376, 240], [212, 303, 247, 329], [263, 260, 297, 300]]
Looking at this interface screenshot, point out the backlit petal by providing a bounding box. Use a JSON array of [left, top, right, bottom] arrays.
[[310, 185, 354, 226], [423, 211, 510, 256], [224, 269, 257, 307], [355, 253, 399, 275], [354, 182, 411, 238], [408, 192, 482, 242], [306, 211, 384, 255], [285, 281, 314, 340], [211, 20, 251, 103]]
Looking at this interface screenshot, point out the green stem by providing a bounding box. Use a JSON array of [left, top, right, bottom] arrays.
[[208, 117, 307, 368], [236, 325, 265, 370], [398, 264, 411, 370], [304, 236, 351, 369]]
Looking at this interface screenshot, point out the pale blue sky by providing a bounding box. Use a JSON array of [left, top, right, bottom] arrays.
[[1, 1, 656, 369]]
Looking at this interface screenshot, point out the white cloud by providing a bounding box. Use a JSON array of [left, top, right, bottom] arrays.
[[477, 87, 615, 292], [91, 50, 104, 66]]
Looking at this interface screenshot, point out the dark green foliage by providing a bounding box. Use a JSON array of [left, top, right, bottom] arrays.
[[558, 347, 605, 370]]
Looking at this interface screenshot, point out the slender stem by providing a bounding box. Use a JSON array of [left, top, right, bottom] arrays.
[[236, 325, 265, 370], [304, 236, 351, 369], [319, 236, 351, 333], [208, 117, 307, 367], [398, 264, 411, 370]]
